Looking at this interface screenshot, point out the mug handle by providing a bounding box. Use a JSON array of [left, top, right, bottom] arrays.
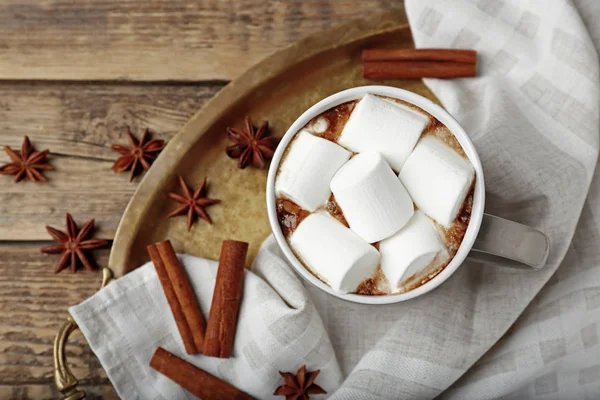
[[469, 214, 550, 269]]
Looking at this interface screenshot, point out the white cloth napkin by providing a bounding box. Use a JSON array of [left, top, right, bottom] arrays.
[[71, 0, 600, 398], [70, 237, 342, 400]]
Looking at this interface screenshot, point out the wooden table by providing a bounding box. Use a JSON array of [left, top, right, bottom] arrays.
[[0, 1, 402, 398]]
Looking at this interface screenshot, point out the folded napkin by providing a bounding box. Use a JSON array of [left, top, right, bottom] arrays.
[[72, 0, 600, 399], [70, 237, 342, 399]]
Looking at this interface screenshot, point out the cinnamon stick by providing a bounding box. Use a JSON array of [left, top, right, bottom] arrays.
[[148, 241, 205, 354], [363, 61, 477, 79], [362, 48, 477, 64], [203, 240, 248, 358], [157, 241, 206, 349], [150, 347, 254, 400]]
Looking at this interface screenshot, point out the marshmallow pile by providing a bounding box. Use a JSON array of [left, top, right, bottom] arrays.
[[276, 94, 475, 294]]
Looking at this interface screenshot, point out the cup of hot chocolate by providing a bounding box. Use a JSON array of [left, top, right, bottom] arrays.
[[266, 86, 549, 305]]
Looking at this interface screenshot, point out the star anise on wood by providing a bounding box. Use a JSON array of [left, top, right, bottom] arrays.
[[168, 175, 221, 231], [41, 213, 109, 273], [226, 116, 279, 169], [274, 365, 327, 400], [112, 128, 165, 181], [0, 136, 54, 183]]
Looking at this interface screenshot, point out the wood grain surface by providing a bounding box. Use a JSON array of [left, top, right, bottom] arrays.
[[0, 1, 402, 398], [0, 244, 118, 399], [0, 82, 223, 240], [0, 0, 398, 81]]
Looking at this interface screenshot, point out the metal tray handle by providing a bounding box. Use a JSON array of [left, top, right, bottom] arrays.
[[53, 268, 113, 400]]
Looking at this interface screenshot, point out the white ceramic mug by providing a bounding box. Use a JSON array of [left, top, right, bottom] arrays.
[[266, 86, 549, 305]]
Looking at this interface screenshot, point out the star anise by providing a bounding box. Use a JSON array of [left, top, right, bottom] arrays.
[[41, 213, 109, 273], [274, 365, 327, 400], [168, 175, 220, 231], [112, 128, 165, 181], [0, 136, 54, 182], [226, 116, 279, 169]]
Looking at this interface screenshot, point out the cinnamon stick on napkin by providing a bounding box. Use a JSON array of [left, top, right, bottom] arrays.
[[148, 240, 206, 354], [362, 48, 477, 79], [150, 347, 254, 400], [203, 240, 249, 358]]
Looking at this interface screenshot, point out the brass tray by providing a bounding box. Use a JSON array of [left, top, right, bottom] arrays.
[[54, 7, 438, 398]]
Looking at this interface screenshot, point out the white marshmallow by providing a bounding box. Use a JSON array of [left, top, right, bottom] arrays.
[[276, 131, 351, 211], [399, 135, 475, 227], [330, 152, 414, 243], [380, 210, 447, 289], [338, 94, 429, 170], [290, 212, 380, 293], [309, 116, 329, 133]]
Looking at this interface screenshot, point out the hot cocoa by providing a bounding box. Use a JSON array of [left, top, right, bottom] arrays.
[[275, 94, 475, 295]]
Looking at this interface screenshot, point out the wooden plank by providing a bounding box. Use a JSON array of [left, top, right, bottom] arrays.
[[0, 0, 400, 81], [0, 244, 117, 399], [0, 81, 223, 240]]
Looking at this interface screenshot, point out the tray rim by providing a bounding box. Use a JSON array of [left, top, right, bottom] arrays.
[[108, 7, 411, 277]]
